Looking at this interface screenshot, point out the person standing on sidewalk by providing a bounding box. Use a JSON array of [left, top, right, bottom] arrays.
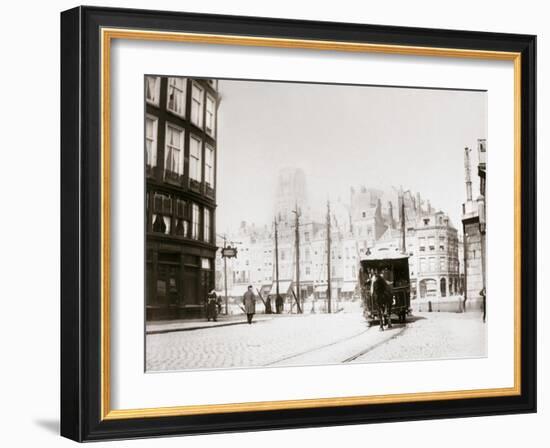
[[275, 294, 284, 314], [206, 289, 218, 322], [243, 285, 256, 324]]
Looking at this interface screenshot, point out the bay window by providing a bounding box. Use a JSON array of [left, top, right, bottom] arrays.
[[205, 144, 214, 187], [203, 208, 212, 243], [191, 203, 200, 239], [189, 135, 202, 182], [164, 124, 184, 177]]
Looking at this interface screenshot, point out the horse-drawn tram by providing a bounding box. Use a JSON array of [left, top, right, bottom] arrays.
[[359, 251, 411, 329]]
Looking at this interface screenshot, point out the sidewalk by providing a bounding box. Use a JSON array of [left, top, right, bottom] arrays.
[[146, 314, 274, 335]]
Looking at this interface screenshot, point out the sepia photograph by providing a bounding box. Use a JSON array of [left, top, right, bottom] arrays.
[[144, 76, 488, 372]]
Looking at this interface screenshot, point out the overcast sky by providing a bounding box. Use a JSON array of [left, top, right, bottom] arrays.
[[216, 79, 486, 234]]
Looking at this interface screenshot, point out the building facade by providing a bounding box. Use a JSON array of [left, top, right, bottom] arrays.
[[373, 211, 460, 299], [413, 212, 460, 298], [145, 76, 219, 320], [215, 168, 461, 312], [461, 139, 487, 309]]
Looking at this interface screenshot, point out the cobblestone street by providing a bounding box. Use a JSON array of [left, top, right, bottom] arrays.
[[146, 309, 487, 371]]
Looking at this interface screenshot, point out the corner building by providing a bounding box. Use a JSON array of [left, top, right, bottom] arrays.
[[144, 76, 218, 320]]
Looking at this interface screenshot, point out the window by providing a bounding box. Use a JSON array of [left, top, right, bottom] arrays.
[[306, 266, 311, 275], [440, 257, 446, 271], [145, 115, 158, 167], [203, 208, 212, 243], [191, 203, 200, 239], [191, 82, 204, 128], [164, 124, 184, 176], [205, 145, 215, 187], [189, 135, 202, 182], [152, 193, 171, 234], [439, 236, 445, 251], [166, 77, 186, 117], [419, 237, 426, 252], [145, 76, 160, 105], [205, 94, 216, 136], [428, 236, 435, 251], [429, 257, 436, 272], [174, 199, 189, 237]]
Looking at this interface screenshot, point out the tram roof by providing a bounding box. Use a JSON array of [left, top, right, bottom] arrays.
[[360, 249, 409, 262]]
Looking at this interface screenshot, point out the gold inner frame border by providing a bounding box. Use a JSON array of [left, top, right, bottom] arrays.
[[99, 27, 522, 421]]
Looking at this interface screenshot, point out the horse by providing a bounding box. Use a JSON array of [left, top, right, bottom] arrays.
[[372, 274, 393, 331]]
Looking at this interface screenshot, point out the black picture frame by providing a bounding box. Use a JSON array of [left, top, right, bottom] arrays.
[[61, 5, 536, 442]]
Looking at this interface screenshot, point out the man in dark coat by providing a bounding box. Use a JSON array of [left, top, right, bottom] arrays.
[[243, 285, 256, 324], [206, 289, 218, 322], [275, 294, 284, 314]]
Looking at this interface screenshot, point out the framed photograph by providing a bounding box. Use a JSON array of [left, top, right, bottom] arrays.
[[60, 6, 536, 442]]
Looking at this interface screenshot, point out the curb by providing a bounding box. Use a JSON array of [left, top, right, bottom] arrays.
[[146, 318, 270, 335]]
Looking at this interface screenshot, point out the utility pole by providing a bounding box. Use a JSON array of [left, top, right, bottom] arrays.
[[401, 195, 406, 254], [223, 235, 228, 315], [293, 203, 302, 313], [274, 217, 280, 305], [326, 200, 332, 314]]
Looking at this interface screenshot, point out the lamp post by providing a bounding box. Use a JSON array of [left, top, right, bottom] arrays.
[[477, 195, 486, 323], [477, 138, 487, 323]]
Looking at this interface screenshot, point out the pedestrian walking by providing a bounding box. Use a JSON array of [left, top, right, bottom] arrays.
[[243, 285, 256, 324]]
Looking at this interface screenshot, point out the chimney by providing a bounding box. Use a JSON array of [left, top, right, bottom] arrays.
[[464, 146, 473, 201]]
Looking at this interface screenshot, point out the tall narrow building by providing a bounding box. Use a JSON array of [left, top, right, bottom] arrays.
[[461, 140, 486, 310], [145, 76, 219, 320]]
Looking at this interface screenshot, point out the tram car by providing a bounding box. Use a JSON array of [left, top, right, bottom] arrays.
[[359, 251, 411, 325]]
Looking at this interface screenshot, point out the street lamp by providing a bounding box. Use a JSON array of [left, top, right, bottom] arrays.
[[477, 195, 486, 323]]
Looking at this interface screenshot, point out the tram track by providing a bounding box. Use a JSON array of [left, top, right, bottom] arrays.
[[342, 325, 408, 363], [263, 326, 373, 366], [264, 320, 410, 367]]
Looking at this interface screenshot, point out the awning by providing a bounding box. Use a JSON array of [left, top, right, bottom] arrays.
[[341, 282, 357, 293], [269, 280, 292, 294], [315, 285, 328, 293]]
